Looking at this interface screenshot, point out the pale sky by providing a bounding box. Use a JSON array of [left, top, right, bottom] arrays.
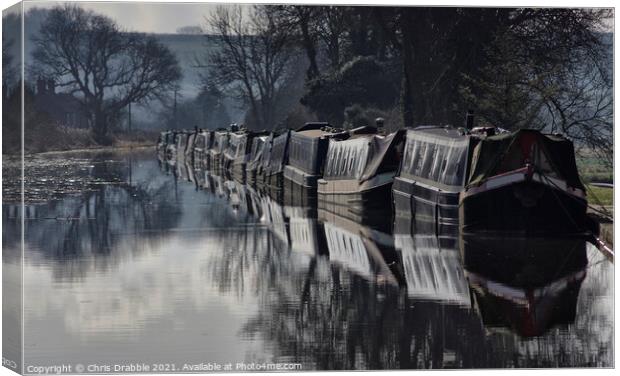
[[23, 1, 232, 34], [20, 0, 614, 34]]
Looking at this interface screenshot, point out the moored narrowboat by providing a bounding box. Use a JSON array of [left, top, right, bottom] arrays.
[[393, 126, 473, 235], [184, 130, 197, 165], [209, 129, 230, 172], [175, 131, 191, 162], [460, 129, 588, 235], [317, 126, 405, 224], [245, 135, 269, 185], [260, 130, 291, 192], [193, 130, 213, 169], [223, 130, 269, 183], [222, 131, 245, 178], [283, 122, 346, 204]]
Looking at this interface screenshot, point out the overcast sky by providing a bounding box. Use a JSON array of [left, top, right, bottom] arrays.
[[21, 1, 613, 34], [23, 1, 233, 34]]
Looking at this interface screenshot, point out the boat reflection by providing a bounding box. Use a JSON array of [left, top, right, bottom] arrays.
[[319, 209, 403, 287], [394, 217, 470, 306], [460, 235, 588, 337], [177, 161, 591, 341]]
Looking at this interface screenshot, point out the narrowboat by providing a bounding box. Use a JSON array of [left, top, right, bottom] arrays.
[[317, 126, 405, 223], [184, 130, 197, 165], [283, 122, 346, 204], [193, 130, 213, 170], [393, 126, 472, 235], [260, 130, 291, 192], [394, 126, 589, 236], [175, 131, 190, 162], [222, 131, 245, 178], [245, 135, 270, 185], [209, 129, 230, 172], [460, 129, 588, 235], [223, 130, 269, 182]]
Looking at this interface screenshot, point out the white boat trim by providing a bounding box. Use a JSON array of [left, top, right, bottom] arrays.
[[462, 168, 586, 200], [317, 172, 395, 195]]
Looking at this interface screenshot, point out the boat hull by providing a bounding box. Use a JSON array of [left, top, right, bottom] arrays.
[[460, 180, 588, 236], [317, 175, 394, 231], [392, 176, 460, 235]]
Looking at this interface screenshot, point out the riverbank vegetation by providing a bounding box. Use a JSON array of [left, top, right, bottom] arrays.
[[3, 5, 612, 166], [2, 4, 180, 155], [203, 6, 612, 167]]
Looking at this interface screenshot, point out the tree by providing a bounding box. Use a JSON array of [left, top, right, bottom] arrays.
[[314, 6, 349, 70], [465, 9, 613, 165], [373, 7, 612, 163], [269, 5, 320, 81], [33, 5, 181, 143], [205, 5, 297, 129]]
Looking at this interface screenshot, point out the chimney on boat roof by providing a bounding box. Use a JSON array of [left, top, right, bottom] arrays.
[[465, 110, 475, 131], [375, 117, 384, 131]]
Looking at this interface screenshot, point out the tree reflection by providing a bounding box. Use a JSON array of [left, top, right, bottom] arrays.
[[13, 151, 183, 280]]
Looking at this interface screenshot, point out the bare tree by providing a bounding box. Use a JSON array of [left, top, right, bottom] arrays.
[[205, 5, 296, 129], [372, 7, 612, 164], [461, 9, 613, 165], [269, 5, 320, 81], [314, 6, 349, 70], [32, 5, 181, 143]]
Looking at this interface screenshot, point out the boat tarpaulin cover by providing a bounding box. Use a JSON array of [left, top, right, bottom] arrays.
[[264, 130, 291, 175], [399, 128, 470, 189], [360, 130, 405, 182], [289, 127, 350, 175], [288, 132, 322, 175], [324, 130, 403, 181], [225, 132, 247, 161], [194, 132, 206, 149], [467, 129, 584, 190], [187, 133, 197, 155], [324, 137, 372, 180], [213, 131, 229, 153], [247, 136, 268, 171]]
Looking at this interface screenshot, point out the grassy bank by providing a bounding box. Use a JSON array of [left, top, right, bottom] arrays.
[[3, 126, 158, 155], [586, 184, 613, 206], [577, 151, 613, 184]]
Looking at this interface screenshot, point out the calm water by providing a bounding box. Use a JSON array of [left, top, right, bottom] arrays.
[[2, 149, 613, 371]]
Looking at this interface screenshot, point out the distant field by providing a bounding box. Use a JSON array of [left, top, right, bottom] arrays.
[[586, 184, 613, 206], [576, 151, 613, 184]]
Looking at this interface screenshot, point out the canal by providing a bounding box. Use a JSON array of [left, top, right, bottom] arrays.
[[2, 148, 613, 370]]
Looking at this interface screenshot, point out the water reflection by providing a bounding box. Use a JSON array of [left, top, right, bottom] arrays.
[[2, 150, 612, 370]]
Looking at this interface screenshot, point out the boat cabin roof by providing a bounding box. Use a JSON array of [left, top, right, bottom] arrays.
[[409, 126, 467, 140]]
